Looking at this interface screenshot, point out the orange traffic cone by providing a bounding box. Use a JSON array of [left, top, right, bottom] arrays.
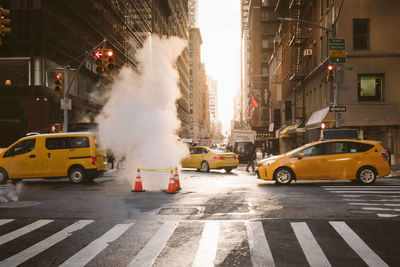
[[132, 168, 145, 192], [166, 169, 177, 194], [174, 167, 181, 190]]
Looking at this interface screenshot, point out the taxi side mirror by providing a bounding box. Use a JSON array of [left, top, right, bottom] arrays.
[[298, 153, 304, 159]]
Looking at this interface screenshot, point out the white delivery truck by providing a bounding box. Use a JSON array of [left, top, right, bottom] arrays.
[[230, 129, 256, 162]]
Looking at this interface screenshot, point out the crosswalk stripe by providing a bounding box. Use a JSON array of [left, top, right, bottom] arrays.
[[329, 221, 389, 267], [339, 195, 400, 198], [291, 222, 331, 267], [247, 221, 275, 267], [0, 219, 53, 246], [0, 220, 93, 267], [343, 199, 400, 202], [0, 219, 13, 226], [377, 214, 399, 218], [192, 221, 220, 267], [60, 223, 133, 267], [127, 222, 178, 267]]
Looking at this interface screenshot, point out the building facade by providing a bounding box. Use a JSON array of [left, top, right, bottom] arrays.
[[0, 0, 189, 146], [269, 0, 400, 168]]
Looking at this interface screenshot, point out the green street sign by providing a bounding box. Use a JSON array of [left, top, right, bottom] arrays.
[[329, 38, 346, 63]]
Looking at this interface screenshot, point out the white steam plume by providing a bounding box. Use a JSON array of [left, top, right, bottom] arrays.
[[96, 35, 189, 190]]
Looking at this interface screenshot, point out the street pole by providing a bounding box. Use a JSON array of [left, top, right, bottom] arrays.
[[333, 0, 340, 128], [63, 66, 69, 132]]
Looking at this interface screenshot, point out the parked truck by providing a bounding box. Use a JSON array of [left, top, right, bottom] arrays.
[[230, 129, 256, 162]]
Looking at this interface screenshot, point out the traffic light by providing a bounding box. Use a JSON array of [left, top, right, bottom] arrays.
[[321, 120, 335, 129], [93, 49, 115, 76], [55, 72, 63, 93], [327, 64, 334, 83], [104, 49, 115, 74], [0, 6, 11, 46], [94, 49, 104, 75]]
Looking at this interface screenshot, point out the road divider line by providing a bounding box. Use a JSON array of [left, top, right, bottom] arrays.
[[0, 219, 13, 226], [0, 219, 53, 246], [291, 222, 331, 267], [329, 221, 388, 267], [60, 223, 133, 267], [127, 222, 178, 267], [247, 221, 275, 267], [0, 220, 93, 267], [192, 222, 220, 267]]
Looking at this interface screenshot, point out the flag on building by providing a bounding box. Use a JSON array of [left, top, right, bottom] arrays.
[[246, 95, 259, 120]]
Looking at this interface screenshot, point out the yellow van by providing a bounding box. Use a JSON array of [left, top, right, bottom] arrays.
[[0, 132, 107, 184]]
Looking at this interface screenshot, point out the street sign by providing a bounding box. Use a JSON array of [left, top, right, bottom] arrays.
[[329, 106, 346, 112], [341, 66, 353, 71], [329, 38, 346, 64]]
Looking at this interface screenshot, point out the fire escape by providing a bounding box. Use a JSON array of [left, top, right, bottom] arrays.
[[288, 0, 307, 123]]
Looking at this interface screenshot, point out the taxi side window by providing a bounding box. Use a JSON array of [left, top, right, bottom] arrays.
[[4, 139, 36, 157], [46, 138, 67, 150], [68, 137, 89, 148], [326, 142, 373, 154], [295, 144, 327, 157]]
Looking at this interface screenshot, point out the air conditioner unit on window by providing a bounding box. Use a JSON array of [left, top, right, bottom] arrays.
[[303, 49, 312, 56]]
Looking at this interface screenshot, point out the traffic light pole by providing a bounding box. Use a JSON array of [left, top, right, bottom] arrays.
[[62, 39, 106, 132]]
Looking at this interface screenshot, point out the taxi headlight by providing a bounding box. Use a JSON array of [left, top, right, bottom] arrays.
[[262, 159, 276, 166]]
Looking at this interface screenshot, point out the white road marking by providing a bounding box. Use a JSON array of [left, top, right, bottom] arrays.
[[60, 223, 133, 267], [0, 220, 93, 267], [330, 221, 388, 267], [0, 219, 13, 226], [377, 214, 399, 218], [192, 222, 220, 267], [127, 222, 178, 267], [247, 221, 275, 267], [291, 222, 331, 267], [362, 207, 400, 212], [349, 203, 400, 206], [339, 195, 400, 198], [322, 186, 400, 188], [0, 220, 53, 246], [330, 191, 400, 194], [343, 199, 400, 202]]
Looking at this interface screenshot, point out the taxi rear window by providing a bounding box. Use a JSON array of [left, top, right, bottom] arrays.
[[46, 137, 89, 150]]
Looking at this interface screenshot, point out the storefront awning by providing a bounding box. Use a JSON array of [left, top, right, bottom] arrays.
[[305, 107, 330, 129]]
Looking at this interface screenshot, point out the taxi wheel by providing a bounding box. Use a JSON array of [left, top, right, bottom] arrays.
[[357, 167, 377, 185], [201, 161, 210, 172], [69, 166, 86, 184], [274, 167, 293, 185], [0, 168, 8, 184]]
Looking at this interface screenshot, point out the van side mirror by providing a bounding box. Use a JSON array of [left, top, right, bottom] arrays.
[[298, 153, 304, 159]]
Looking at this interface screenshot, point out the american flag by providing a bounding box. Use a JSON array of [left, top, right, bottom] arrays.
[[246, 95, 258, 120]]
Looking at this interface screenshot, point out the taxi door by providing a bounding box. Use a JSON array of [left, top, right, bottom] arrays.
[[292, 143, 329, 179], [5, 138, 41, 178], [43, 137, 68, 177]]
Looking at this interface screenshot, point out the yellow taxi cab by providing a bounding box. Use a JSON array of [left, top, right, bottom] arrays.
[[0, 132, 108, 184], [257, 139, 390, 185], [181, 146, 239, 173]]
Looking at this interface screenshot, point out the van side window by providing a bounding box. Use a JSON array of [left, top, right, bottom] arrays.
[[4, 139, 36, 157], [46, 138, 67, 150], [68, 137, 89, 148]]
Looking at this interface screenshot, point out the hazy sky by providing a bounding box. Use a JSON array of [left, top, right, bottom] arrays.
[[198, 0, 241, 134]]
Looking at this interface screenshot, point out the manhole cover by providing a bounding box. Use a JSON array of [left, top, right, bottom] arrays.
[[158, 207, 199, 215], [0, 201, 42, 208]]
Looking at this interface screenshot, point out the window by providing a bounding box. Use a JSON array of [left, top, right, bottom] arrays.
[[4, 139, 36, 157], [46, 138, 67, 150], [358, 74, 383, 101], [353, 19, 369, 50], [68, 137, 89, 148], [293, 143, 327, 157], [326, 141, 373, 154]]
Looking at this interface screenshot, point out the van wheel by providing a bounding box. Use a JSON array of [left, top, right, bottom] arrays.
[[0, 169, 8, 184], [69, 166, 86, 184], [357, 167, 376, 185], [201, 161, 210, 172], [274, 167, 293, 185]]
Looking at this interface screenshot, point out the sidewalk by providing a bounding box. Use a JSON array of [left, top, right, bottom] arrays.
[[387, 170, 400, 178]]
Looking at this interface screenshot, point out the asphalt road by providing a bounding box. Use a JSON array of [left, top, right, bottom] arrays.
[[0, 164, 399, 266]]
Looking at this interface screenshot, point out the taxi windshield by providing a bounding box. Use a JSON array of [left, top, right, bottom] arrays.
[[209, 148, 231, 154]]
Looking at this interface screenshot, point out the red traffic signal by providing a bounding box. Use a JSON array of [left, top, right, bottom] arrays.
[[55, 73, 62, 80], [107, 50, 114, 57], [328, 65, 334, 71], [94, 50, 103, 58]]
